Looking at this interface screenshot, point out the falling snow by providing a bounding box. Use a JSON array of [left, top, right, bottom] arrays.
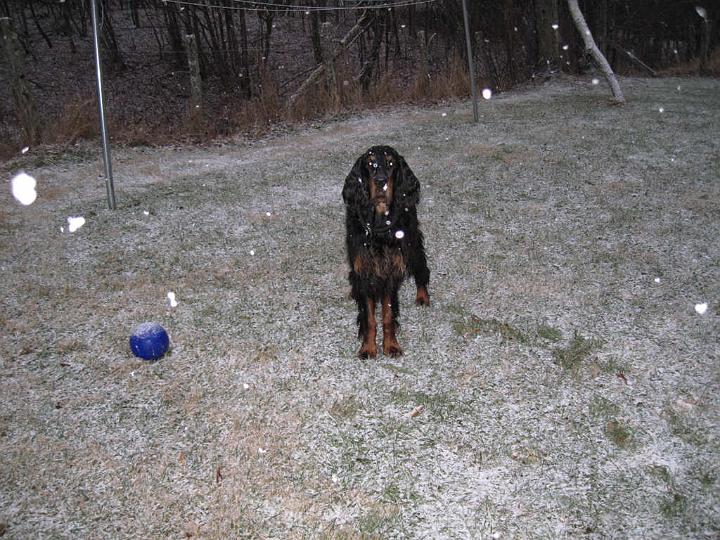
[[10, 172, 37, 206], [67, 216, 85, 233]]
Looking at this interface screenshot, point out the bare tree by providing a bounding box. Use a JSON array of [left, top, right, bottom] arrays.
[[288, 10, 372, 108], [567, 0, 624, 104], [696, 6, 711, 75], [0, 16, 40, 144], [534, 0, 560, 74]]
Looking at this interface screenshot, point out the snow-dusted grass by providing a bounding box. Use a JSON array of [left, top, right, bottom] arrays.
[[1, 77, 718, 538]]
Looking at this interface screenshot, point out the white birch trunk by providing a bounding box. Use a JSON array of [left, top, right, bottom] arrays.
[[567, 0, 625, 104]]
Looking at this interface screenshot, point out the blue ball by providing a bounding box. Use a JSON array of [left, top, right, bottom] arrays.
[[130, 322, 169, 361]]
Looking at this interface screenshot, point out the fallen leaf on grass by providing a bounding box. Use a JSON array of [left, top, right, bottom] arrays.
[[616, 372, 628, 385], [410, 405, 425, 418], [215, 466, 223, 484]]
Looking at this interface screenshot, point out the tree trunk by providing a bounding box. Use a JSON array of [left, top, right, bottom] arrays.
[[0, 16, 40, 144], [223, 2, 239, 77], [259, 9, 273, 63], [163, 3, 185, 68], [184, 33, 202, 119], [358, 14, 383, 90], [321, 22, 340, 112], [567, 0, 624, 104], [310, 6, 323, 65], [593, 0, 608, 58], [288, 11, 372, 108], [28, 1, 53, 49], [416, 30, 429, 94], [534, 0, 560, 73], [238, 7, 251, 98], [697, 8, 711, 75], [130, 0, 140, 28], [98, 0, 125, 71]]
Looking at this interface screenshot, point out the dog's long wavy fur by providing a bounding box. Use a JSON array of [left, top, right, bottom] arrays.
[[342, 145, 430, 358]]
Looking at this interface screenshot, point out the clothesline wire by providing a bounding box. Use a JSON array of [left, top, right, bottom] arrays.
[[157, 0, 438, 14]]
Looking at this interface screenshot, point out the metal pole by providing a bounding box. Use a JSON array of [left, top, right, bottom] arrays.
[[461, 0, 479, 123], [90, 0, 116, 210]]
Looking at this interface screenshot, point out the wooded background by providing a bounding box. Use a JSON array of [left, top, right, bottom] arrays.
[[0, 0, 717, 149]]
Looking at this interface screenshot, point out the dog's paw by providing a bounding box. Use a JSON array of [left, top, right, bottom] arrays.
[[358, 342, 378, 359], [383, 341, 404, 358], [415, 286, 430, 307]]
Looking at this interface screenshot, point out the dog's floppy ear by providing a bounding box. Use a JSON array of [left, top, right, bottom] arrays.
[[394, 154, 420, 209], [342, 154, 370, 208]]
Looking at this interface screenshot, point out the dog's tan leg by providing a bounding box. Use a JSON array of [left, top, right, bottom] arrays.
[[381, 294, 403, 358], [415, 285, 430, 306], [358, 298, 377, 359]]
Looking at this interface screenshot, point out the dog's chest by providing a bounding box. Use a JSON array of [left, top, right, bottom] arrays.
[[354, 245, 406, 279]]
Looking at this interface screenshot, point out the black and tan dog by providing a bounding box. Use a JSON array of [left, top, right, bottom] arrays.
[[342, 145, 430, 358]]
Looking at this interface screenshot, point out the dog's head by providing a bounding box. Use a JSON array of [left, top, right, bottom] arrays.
[[343, 145, 419, 216], [364, 146, 398, 214]]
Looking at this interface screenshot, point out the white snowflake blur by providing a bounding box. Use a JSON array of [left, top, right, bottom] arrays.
[[11, 172, 37, 205], [695, 303, 708, 315], [67, 216, 85, 232], [395, 230, 405, 239], [482, 88, 492, 100], [167, 291, 178, 308]]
